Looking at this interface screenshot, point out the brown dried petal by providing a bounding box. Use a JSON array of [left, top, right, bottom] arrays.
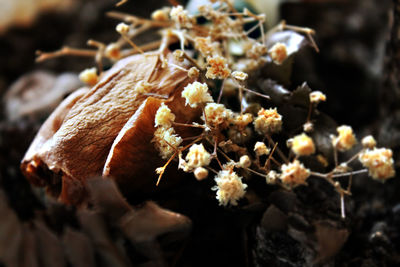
[[62, 227, 96, 267], [0, 190, 24, 267], [21, 51, 198, 204], [86, 177, 191, 243], [77, 210, 131, 267], [33, 219, 66, 267], [3, 71, 81, 122], [119, 201, 192, 243]]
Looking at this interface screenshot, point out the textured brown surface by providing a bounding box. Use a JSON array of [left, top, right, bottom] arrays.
[[21, 51, 198, 204]]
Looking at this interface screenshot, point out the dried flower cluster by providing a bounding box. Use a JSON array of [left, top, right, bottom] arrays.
[[27, 0, 395, 212]]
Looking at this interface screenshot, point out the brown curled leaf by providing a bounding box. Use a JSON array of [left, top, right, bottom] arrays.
[[62, 227, 96, 267], [119, 201, 192, 244], [77, 210, 131, 267], [104, 89, 201, 197], [86, 177, 191, 244], [21, 51, 198, 204], [3, 71, 82, 122]]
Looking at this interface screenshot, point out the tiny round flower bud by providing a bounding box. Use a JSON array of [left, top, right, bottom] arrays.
[[151, 9, 169, 21], [188, 67, 200, 78], [79, 67, 98, 86], [291, 133, 315, 156], [194, 167, 209, 180], [232, 71, 248, 81], [332, 125, 357, 151], [362, 135, 377, 149], [303, 122, 314, 133], [266, 170, 279, 184], [254, 142, 270, 156], [286, 138, 293, 148], [269, 42, 288, 65], [310, 91, 326, 104], [105, 43, 121, 60], [116, 22, 130, 34], [239, 155, 251, 168], [173, 49, 185, 62]]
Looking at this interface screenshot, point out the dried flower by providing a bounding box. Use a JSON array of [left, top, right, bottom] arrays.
[[232, 71, 248, 81], [280, 160, 310, 187], [212, 170, 248, 206], [155, 103, 175, 128], [79, 67, 98, 86], [105, 43, 121, 60], [206, 56, 231, 79], [194, 37, 214, 57], [269, 42, 288, 65], [203, 103, 233, 129], [194, 167, 209, 180], [246, 42, 267, 59], [332, 125, 357, 151], [359, 148, 395, 181], [231, 113, 253, 129], [239, 155, 251, 168], [266, 170, 279, 184], [173, 49, 185, 62], [303, 121, 314, 133], [151, 8, 169, 21], [181, 81, 213, 108], [254, 107, 282, 135], [254, 142, 270, 156], [188, 67, 200, 78], [362, 135, 376, 149], [310, 91, 326, 104], [170, 5, 192, 28], [185, 143, 211, 169], [116, 22, 130, 34], [152, 127, 182, 159], [291, 133, 315, 156]]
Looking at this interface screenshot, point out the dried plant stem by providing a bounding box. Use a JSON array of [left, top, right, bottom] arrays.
[[107, 11, 172, 27], [264, 142, 278, 169], [121, 34, 144, 54], [36, 47, 97, 62], [217, 79, 227, 103], [173, 122, 206, 129], [333, 146, 339, 167], [340, 193, 346, 218], [266, 136, 289, 163], [242, 87, 270, 100], [245, 167, 266, 178], [116, 0, 128, 7], [156, 136, 203, 186], [310, 169, 368, 179]]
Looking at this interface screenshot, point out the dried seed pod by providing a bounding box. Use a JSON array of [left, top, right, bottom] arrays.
[[21, 51, 200, 205]]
